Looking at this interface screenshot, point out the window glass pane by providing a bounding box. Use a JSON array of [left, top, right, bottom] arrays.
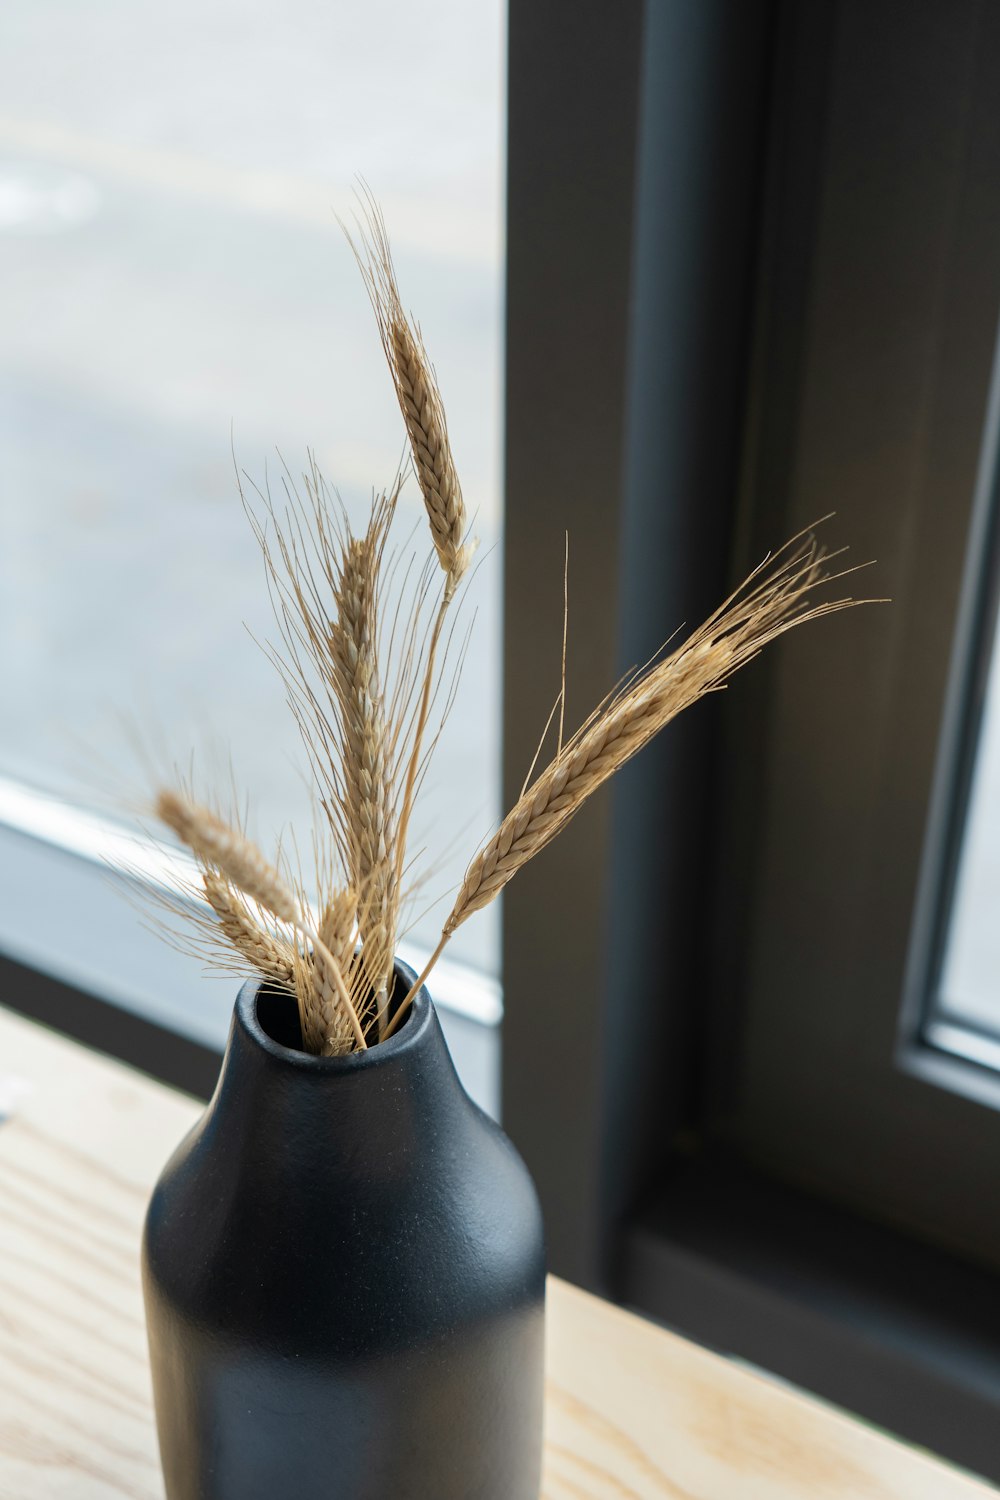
[[938, 638, 1000, 1036], [933, 343, 1000, 1046], [1, 0, 505, 975]]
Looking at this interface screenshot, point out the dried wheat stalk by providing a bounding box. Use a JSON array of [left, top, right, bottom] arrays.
[[319, 886, 357, 961], [344, 192, 477, 970], [344, 193, 475, 599], [237, 454, 446, 1047], [309, 887, 363, 1055], [142, 197, 874, 1061], [386, 533, 870, 1035], [239, 469, 408, 1041], [295, 891, 358, 1056], [387, 314, 475, 595], [155, 789, 366, 1049], [449, 549, 841, 925], [156, 790, 300, 923], [328, 524, 399, 1029], [203, 871, 296, 991]]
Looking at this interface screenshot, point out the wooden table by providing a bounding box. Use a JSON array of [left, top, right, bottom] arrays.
[[0, 1006, 996, 1500]]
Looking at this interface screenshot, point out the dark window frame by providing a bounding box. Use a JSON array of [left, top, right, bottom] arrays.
[[503, 0, 1000, 1483], [718, 0, 1000, 1272]]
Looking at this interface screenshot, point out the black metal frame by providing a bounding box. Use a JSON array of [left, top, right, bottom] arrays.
[[503, 0, 647, 1287], [719, 0, 1000, 1267], [503, 0, 1000, 1481], [503, 0, 776, 1289]]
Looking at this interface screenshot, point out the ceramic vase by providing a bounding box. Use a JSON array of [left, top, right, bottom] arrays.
[[142, 963, 546, 1499]]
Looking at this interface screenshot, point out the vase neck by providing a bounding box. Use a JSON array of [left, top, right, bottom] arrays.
[[201, 978, 469, 1182]]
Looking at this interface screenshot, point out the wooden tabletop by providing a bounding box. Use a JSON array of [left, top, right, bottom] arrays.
[[0, 1005, 996, 1500]]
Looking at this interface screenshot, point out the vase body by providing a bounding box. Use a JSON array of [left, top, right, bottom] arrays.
[[142, 966, 545, 1500]]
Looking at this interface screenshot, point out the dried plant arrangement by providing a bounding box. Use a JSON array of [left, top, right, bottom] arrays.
[[148, 197, 871, 1058]]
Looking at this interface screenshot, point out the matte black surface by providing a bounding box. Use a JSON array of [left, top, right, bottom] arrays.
[[503, 0, 773, 1295], [720, 0, 1000, 1267], [143, 966, 545, 1500], [502, 0, 645, 1290]]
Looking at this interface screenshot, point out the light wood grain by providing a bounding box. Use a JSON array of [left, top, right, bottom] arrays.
[[0, 1006, 995, 1500]]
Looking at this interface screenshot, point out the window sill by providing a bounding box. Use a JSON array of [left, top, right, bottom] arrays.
[[622, 1151, 1000, 1486]]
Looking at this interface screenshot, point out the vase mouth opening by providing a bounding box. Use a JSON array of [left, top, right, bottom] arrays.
[[240, 959, 430, 1070]]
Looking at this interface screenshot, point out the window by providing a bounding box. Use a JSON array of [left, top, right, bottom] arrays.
[[0, 0, 505, 1109], [503, 0, 1000, 1484], [925, 363, 1000, 1064]]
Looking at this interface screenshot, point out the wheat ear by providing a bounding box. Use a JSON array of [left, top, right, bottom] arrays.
[[345, 194, 475, 597], [156, 790, 300, 921], [156, 789, 366, 1050], [387, 532, 872, 1034], [299, 887, 360, 1056], [292, 940, 357, 1055], [388, 314, 475, 595], [319, 885, 358, 961], [203, 871, 296, 991], [329, 524, 399, 1031]]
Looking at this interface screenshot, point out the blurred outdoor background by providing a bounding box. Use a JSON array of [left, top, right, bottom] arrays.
[[0, 0, 505, 975]]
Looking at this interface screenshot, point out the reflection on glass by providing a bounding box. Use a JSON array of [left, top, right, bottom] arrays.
[[939, 663, 1000, 1034], [0, 0, 505, 973]]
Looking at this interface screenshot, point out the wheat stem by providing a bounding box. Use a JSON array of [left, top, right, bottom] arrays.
[[384, 932, 448, 1040], [387, 593, 449, 972]]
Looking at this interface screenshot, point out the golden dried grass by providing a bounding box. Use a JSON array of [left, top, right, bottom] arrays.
[[155, 789, 366, 1050], [203, 872, 296, 992], [343, 189, 476, 600], [451, 533, 855, 929], [386, 530, 873, 1034], [328, 523, 398, 1026], [146, 195, 875, 1058], [156, 790, 300, 924]]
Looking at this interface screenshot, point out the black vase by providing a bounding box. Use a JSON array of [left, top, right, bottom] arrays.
[[141, 963, 546, 1500]]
